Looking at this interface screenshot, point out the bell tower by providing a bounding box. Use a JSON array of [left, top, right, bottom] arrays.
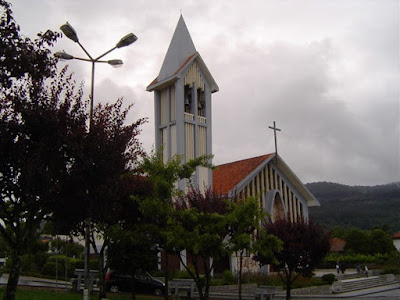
[[147, 15, 219, 192]]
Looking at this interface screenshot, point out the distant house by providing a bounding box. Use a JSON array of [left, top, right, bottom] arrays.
[[392, 232, 400, 252], [330, 237, 346, 253]]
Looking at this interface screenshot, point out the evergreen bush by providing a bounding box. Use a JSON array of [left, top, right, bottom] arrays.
[[222, 270, 235, 285], [42, 261, 64, 277], [321, 273, 336, 284]]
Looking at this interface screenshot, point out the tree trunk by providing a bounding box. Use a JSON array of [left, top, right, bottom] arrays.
[[285, 276, 291, 300], [203, 258, 212, 300], [130, 271, 137, 300], [192, 258, 205, 300], [238, 251, 243, 300], [3, 252, 21, 300], [164, 253, 169, 300], [97, 251, 106, 300], [286, 282, 291, 300]]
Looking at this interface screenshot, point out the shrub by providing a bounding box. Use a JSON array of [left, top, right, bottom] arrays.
[[382, 266, 400, 275], [321, 273, 336, 284], [42, 261, 64, 277], [239, 272, 280, 286], [291, 276, 324, 289], [221, 270, 235, 285], [47, 255, 84, 278], [324, 253, 389, 266]]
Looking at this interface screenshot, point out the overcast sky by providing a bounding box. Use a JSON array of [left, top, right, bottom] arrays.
[[10, 0, 400, 186]]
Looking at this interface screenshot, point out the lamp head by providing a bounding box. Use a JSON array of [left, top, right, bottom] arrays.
[[54, 51, 74, 60], [116, 33, 138, 48], [60, 22, 79, 43], [107, 59, 123, 68]]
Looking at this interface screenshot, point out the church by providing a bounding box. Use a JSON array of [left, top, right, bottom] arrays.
[[147, 16, 319, 274]]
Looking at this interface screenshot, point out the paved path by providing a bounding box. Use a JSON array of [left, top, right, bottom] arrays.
[[288, 287, 400, 300], [275, 283, 400, 300], [0, 274, 71, 289], [358, 288, 400, 299]]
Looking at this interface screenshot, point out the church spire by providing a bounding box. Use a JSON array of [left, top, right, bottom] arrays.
[[147, 15, 219, 192], [147, 15, 218, 93], [158, 15, 197, 82]]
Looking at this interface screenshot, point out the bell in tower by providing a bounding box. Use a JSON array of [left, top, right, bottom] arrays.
[[147, 15, 219, 192]]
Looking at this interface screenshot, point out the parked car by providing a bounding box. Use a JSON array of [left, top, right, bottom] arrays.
[[105, 271, 165, 295]]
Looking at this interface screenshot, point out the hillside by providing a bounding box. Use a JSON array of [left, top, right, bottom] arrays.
[[306, 182, 400, 231]]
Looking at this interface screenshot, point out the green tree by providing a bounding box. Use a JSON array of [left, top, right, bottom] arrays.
[[254, 215, 331, 300], [49, 237, 84, 259], [369, 229, 396, 255], [343, 228, 370, 254], [107, 224, 159, 300], [331, 227, 396, 256], [138, 151, 212, 300], [227, 197, 280, 300]]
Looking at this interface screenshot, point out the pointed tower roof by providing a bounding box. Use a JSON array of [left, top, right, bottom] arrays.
[[147, 15, 218, 92], [159, 15, 196, 82]]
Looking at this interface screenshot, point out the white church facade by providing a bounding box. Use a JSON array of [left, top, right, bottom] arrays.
[[213, 154, 319, 273], [147, 16, 319, 274]]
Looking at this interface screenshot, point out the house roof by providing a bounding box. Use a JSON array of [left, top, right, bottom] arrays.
[[212, 153, 320, 207], [213, 154, 273, 195], [392, 232, 400, 239], [146, 15, 218, 92], [330, 238, 346, 252]]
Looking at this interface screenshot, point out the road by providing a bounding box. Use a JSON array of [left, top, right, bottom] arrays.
[[358, 288, 400, 299], [286, 288, 400, 300]]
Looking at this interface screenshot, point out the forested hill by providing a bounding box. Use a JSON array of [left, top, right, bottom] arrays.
[[306, 182, 400, 231]]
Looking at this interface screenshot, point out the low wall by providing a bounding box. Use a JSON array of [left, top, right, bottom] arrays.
[[209, 284, 258, 294], [208, 283, 330, 296], [288, 285, 332, 295]]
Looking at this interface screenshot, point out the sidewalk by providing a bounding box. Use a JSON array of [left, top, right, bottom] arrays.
[[278, 283, 400, 299], [275, 269, 400, 299], [0, 274, 72, 289]]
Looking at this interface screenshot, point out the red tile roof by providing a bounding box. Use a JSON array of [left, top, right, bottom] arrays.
[[392, 232, 400, 239], [330, 238, 346, 252], [213, 154, 273, 195]]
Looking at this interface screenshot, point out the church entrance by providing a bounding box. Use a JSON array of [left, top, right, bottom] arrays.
[[270, 191, 285, 222]]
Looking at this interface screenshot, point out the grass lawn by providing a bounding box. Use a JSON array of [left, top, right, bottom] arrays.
[[0, 287, 163, 300]]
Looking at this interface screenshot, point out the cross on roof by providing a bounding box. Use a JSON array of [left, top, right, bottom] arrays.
[[268, 121, 281, 158]]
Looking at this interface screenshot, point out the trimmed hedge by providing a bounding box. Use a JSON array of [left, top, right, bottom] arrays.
[[323, 253, 390, 267]]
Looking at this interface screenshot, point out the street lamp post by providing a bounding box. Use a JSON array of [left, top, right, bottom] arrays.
[[55, 22, 137, 300]]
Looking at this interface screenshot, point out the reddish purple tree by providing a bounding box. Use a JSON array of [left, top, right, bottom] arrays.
[[254, 215, 331, 300]]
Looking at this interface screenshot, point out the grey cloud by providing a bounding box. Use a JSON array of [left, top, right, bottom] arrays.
[[10, 0, 399, 186]]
